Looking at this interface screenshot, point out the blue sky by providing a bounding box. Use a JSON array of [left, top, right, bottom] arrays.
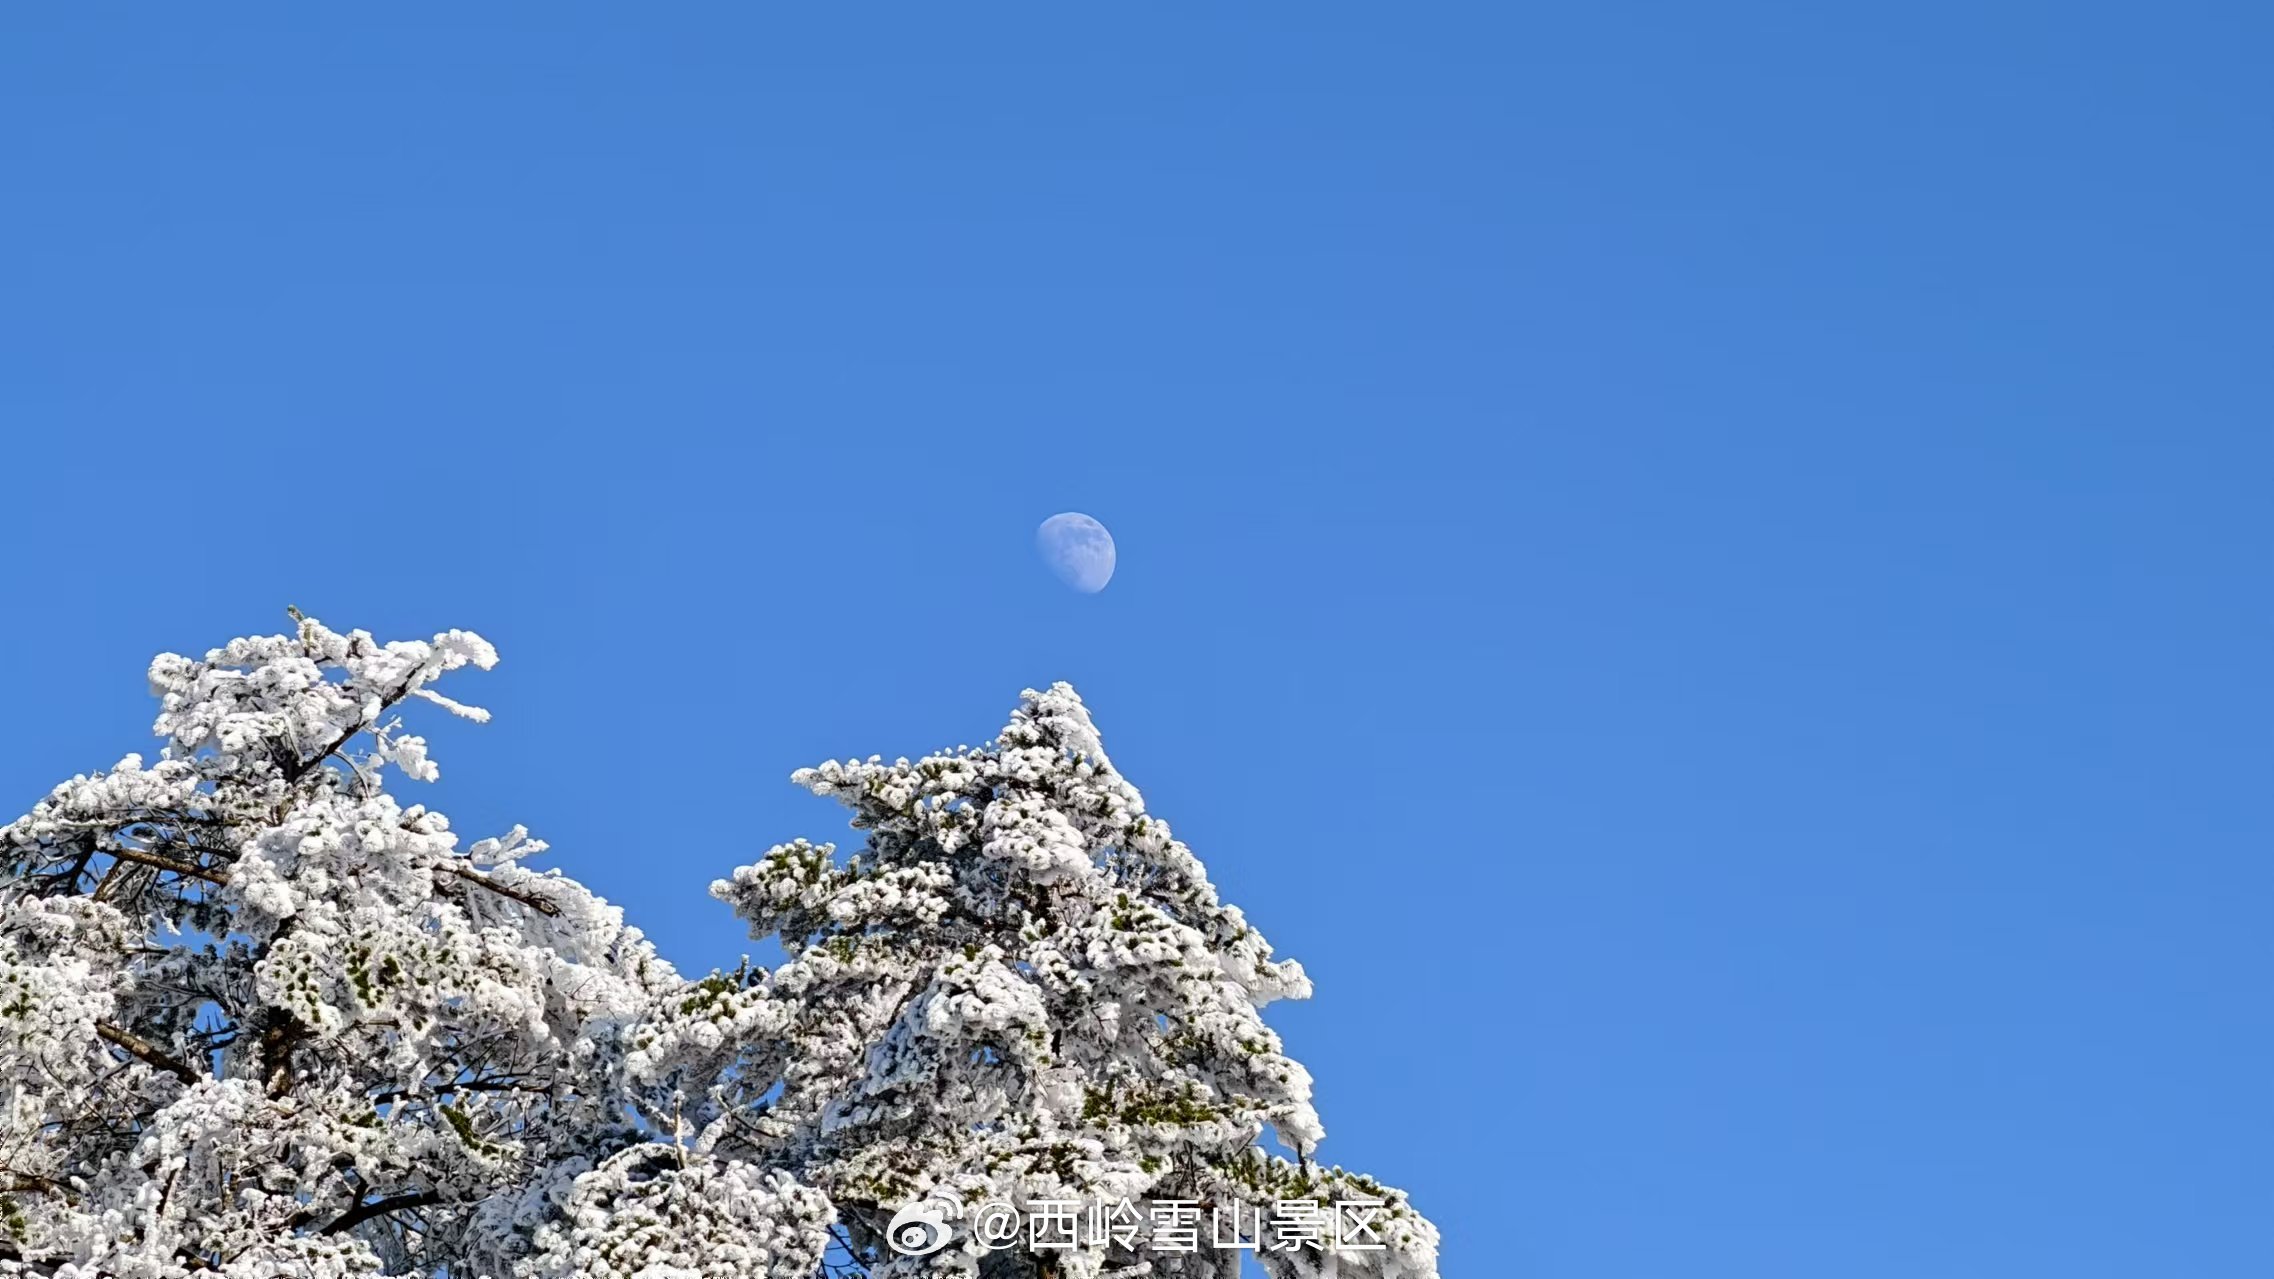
[[2, 6, 2268, 1275]]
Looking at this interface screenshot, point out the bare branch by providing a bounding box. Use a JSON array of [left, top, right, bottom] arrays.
[[94, 1024, 198, 1084], [368, 1076, 556, 1105], [319, 1189, 441, 1235], [101, 847, 230, 886]]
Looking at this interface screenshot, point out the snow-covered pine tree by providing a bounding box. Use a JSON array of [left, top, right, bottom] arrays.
[[637, 684, 1441, 1279], [0, 616, 764, 1279]]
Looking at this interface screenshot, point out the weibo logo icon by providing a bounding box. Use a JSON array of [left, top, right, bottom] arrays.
[[885, 1199, 956, 1257]]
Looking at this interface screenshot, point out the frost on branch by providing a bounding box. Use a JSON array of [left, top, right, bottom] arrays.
[[651, 683, 1441, 1278], [520, 1146, 832, 1279]]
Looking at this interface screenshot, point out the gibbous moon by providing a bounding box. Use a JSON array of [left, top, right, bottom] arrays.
[[1036, 513, 1116, 593]]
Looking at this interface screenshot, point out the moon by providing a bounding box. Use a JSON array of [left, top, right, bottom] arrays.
[[1036, 513, 1116, 593]]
